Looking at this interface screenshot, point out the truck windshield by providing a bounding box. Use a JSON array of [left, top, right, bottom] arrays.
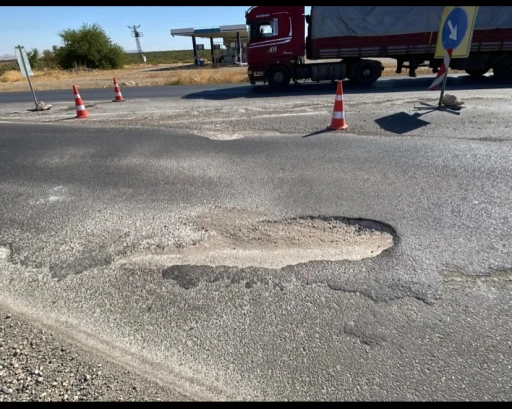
[[248, 20, 276, 40]]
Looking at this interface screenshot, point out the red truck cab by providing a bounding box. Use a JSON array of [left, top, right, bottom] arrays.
[[245, 6, 306, 87], [246, 6, 512, 87]]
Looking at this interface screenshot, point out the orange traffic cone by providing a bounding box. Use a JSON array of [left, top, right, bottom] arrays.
[[328, 81, 348, 130], [112, 78, 124, 102], [73, 85, 89, 118]]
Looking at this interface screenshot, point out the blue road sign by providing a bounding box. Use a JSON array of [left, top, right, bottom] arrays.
[[441, 7, 468, 50]]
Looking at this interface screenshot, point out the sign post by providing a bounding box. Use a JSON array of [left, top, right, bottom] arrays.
[[429, 6, 479, 107], [437, 48, 452, 107], [14, 45, 51, 111], [14, 45, 38, 107]]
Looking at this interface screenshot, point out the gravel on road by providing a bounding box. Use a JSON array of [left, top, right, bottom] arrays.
[[0, 304, 193, 402]]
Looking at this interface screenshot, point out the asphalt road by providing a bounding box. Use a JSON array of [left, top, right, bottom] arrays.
[[0, 73, 509, 104], [0, 114, 511, 400]]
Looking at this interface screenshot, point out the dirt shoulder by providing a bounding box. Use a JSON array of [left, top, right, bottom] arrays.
[[0, 60, 450, 93], [0, 302, 193, 402], [0, 64, 249, 93]]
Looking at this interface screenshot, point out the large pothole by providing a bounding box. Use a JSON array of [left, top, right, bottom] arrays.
[[124, 208, 396, 270]]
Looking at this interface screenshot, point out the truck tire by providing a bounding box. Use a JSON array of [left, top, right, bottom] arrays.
[[351, 60, 381, 86], [493, 55, 512, 81], [266, 66, 291, 88], [465, 69, 489, 78]]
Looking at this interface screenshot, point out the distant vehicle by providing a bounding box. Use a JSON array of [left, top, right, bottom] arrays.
[[245, 6, 512, 87]]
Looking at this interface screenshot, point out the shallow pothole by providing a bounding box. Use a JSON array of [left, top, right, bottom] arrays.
[[0, 245, 11, 264], [124, 208, 396, 270]]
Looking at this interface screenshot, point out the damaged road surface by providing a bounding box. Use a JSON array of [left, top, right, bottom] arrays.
[[0, 83, 512, 401], [125, 210, 395, 270]]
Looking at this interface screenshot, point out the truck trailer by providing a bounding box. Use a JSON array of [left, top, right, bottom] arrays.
[[245, 6, 512, 88]]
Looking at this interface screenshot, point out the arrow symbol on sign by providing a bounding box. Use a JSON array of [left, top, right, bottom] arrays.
[[448, 20, 457, 41]]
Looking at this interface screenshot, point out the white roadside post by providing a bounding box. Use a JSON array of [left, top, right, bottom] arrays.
[[14, 45, 52, 111]]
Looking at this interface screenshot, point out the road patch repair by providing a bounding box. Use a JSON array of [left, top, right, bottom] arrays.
[[119, 207, 395, 270], [0, 81, 511, 143]]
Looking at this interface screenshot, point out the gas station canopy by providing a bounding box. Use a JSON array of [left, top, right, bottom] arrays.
[[171, 24, 248, 44], [170, 24, 249, 65]]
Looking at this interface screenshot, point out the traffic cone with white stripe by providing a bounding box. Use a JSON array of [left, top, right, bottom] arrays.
[[112, 77, 125, 102], [73, 85, 89, 118], [328, 80, 348, 130]]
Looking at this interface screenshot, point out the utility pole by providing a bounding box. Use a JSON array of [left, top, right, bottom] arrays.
[[128, 25, 145, 63]]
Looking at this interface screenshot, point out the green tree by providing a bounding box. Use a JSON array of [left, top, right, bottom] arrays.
[[27, 48, 40, 70], [40, 47, 60, 69], [54, 23, 127, 70]]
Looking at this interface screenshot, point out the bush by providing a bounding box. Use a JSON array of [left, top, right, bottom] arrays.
[[0, 61, 19, 77], [27, 48, 40, 70], [40, 46, 60, 70], [54, 23, 127, 70]]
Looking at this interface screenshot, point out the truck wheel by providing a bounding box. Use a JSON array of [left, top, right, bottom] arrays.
[[465, 69, 489, 78], [266, 66, 291, 88], [493, 55, 512, 81], [351, 60, 381, 86]]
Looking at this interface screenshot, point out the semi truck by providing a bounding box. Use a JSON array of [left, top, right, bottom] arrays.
[[245, 6, 512, 88]]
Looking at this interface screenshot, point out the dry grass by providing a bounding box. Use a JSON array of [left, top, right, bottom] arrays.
[[0, 64, 249, 92], [166, 68, 249, 85], [0, 60, 457, 92], [0, 70, 24, 83]]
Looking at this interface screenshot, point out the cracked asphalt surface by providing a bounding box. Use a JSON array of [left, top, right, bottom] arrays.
[[0, 77, 511, 400]]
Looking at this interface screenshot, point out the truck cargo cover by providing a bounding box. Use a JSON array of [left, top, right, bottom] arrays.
[[311, 6, 512, 39]]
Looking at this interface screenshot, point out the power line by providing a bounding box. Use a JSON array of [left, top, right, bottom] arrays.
[[127, 25, 145, 63]]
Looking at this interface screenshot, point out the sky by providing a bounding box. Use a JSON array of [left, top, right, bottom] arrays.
[[0, 6, 270, 56]]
